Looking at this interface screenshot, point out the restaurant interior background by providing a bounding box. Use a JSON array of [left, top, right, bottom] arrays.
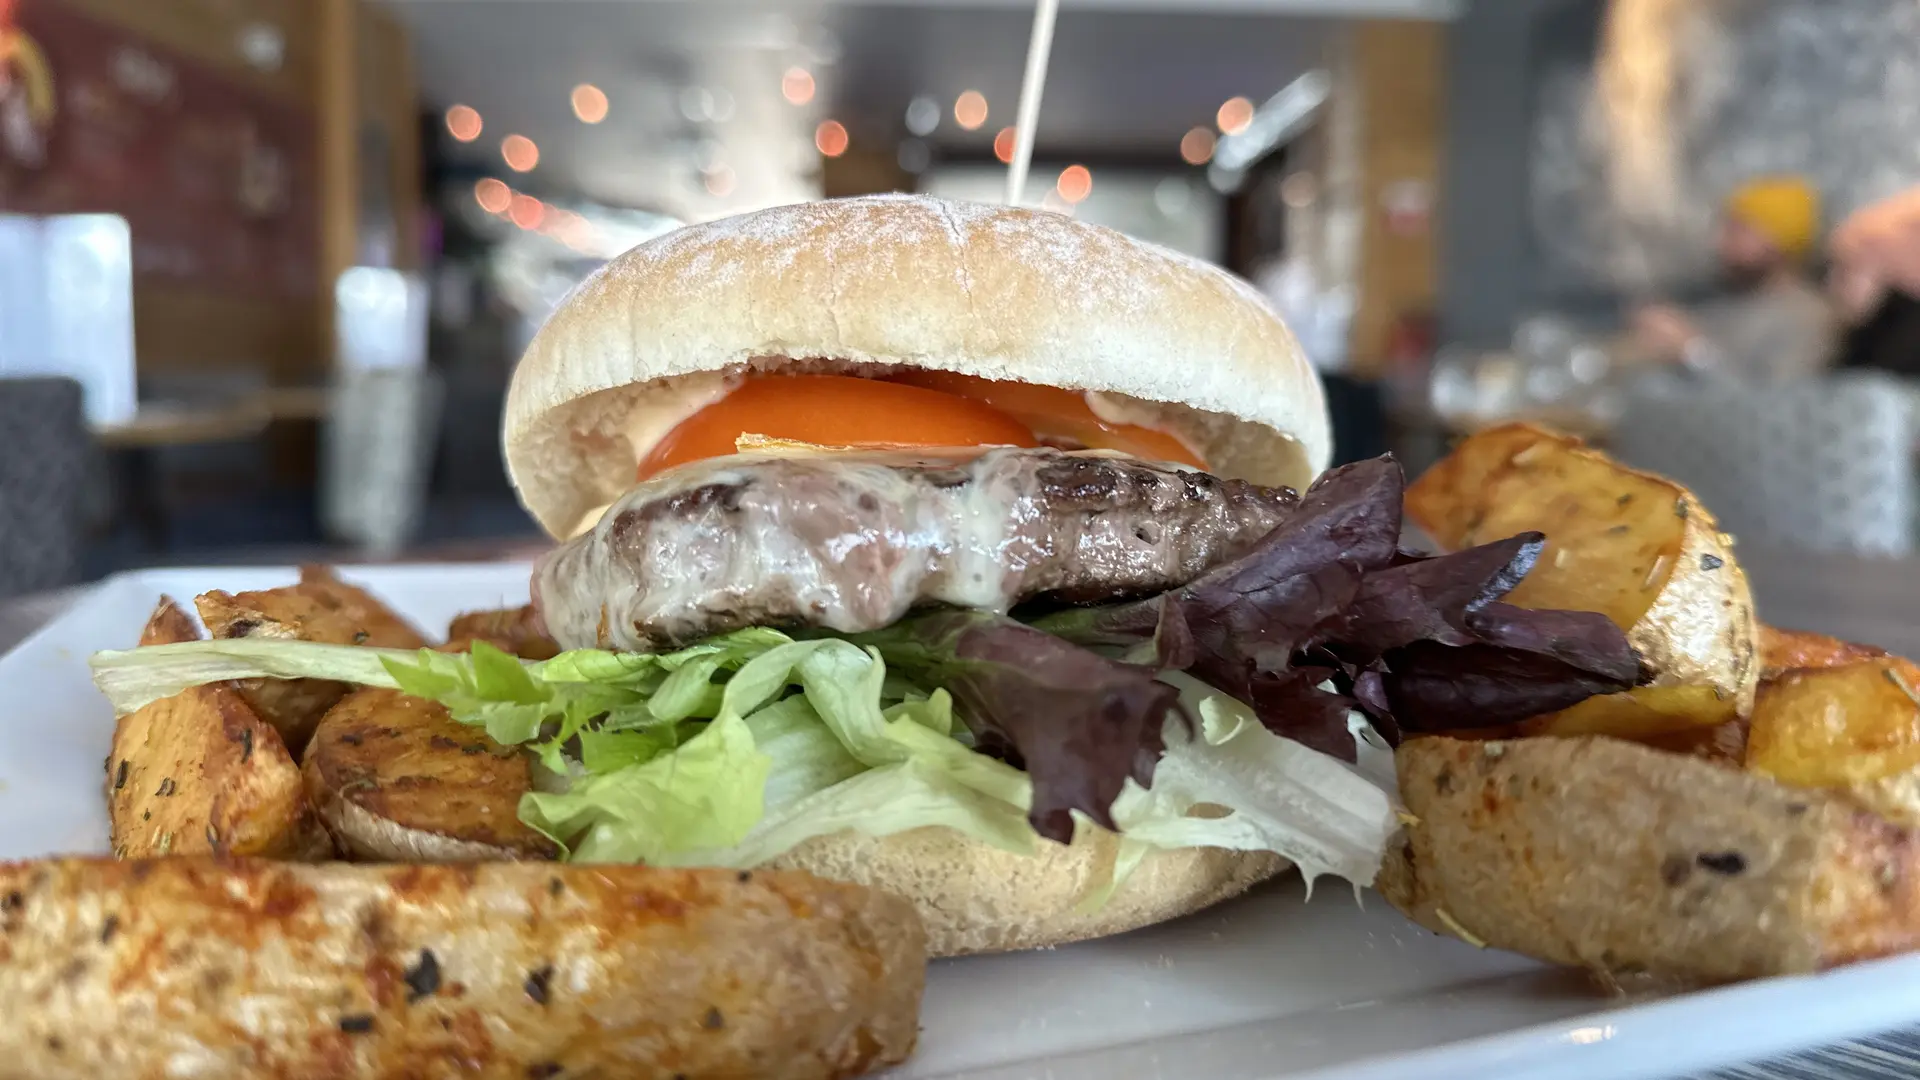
[[5, 0, 1920, 606]]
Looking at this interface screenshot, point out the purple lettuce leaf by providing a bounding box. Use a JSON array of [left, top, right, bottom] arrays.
[[849, 611, 1180, 844], [1036, 456, 1646, 759]]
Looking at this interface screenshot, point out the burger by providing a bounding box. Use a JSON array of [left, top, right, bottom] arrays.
[[97, 195, 1642, 956]]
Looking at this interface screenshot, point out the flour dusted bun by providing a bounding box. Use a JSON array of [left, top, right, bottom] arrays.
[[767, 824, 1288, 957], [505, 194, 1330, 538]]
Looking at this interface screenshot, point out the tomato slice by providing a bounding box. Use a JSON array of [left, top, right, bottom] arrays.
[[886, 371, 1207, 469], [637, 374, 1040, 480]]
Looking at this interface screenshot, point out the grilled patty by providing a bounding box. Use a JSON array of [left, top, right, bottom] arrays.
[[534, 448, 1298, 652]]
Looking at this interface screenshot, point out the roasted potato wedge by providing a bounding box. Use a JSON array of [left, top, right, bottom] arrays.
[[196, 566, 430, 754], [447, 604, 561, 660], [0, 857, 925, 1080], [1406, 423, 1758, 737], [1638, 719, 1749, 767], [1382, 735, 1920, 982], [1759, 625, 1887, 681], [107, 599, 329, 860], [1747, 658, 1920, 791], [303, 686, 557, 862]]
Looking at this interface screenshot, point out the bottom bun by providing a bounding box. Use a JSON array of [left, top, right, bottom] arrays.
[[766, 825, 1289, 957]]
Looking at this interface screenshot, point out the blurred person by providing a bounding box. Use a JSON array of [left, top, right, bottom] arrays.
[[1829, 186, 1920, 377], [0, 10, 53, 168], [1627, 176, 1836, 381]]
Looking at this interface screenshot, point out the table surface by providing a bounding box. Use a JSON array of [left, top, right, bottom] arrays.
[[4, 545, 1920, 1078], [92, 387, 333, 449]]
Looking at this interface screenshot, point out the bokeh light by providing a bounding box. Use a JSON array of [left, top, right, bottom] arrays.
[[501, 134, 539, 172], [1056, 164, 1093, 204], [905, 95, 941, 136], [782, 67, 816, 106], [1180, 126, 1217, 166], [993, 127, 1020, 165], [508, 193, 545, 230], [1216, 96, 1254, 135], [815, 119, 849, 158], [445, 105, 482, 142], [571, 84, 608, 124], [954, 90, 988, 131], [473, 178, 511, 214]]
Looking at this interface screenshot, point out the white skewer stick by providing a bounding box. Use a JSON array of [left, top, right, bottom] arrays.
[[1004, 0, 1061, 206]]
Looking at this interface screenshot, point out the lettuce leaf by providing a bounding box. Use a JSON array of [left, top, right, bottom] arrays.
[[88, 619, 1396, 898], [850, 611, 1180, 843], [521, 708, 769, 863], [1036, 456, 1646, 754], [1111, 674, 1395, 889]]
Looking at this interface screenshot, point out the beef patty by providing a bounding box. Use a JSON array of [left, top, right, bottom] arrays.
[[533, 448, 1299, 651]]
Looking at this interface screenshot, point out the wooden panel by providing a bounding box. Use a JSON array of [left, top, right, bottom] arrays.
[[32, 0, 418, 382], [55, 0, 317, 104], [316, 0, 357, 359], [356, 4, 420, 269], [4, 3, 319, 299], [370, 8, 421, 269], [1348, 19, 1443, 375], [133, 283, 318, 378]]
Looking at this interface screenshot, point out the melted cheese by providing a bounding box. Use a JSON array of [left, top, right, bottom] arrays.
[[538, 450, 1035, 650]]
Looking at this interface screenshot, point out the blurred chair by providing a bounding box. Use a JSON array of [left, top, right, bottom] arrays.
[[1610, 372, 1920, 555], [0, 377, 90, 598]]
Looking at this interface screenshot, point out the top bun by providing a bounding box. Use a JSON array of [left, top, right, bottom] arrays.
[[505, 194, 1330, 538]]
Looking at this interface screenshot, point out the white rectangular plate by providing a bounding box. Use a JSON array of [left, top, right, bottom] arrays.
[[7, 564, 1920, 1079]]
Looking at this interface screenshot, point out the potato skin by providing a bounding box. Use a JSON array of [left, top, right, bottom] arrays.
[[1758, 626, 1887, 681], [1381, 735, 1920, 982], [0, 858, 925, 1080], [447, 606, 561, 660], [1406, 423, 1759, 736], [196, 566, 431, 755], [304, 688, 557, 862], [107, 599, 329, 861]]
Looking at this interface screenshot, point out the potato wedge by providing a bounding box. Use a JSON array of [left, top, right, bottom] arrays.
[[1381, 735, 1920, 982], [447, 604, 560, 660], [0, 857, 924, 1080], [195, 566, 430, 755], [1759, 625, 1887, 681], [1747, 658, 1920, 790], [1638, 719, 1749, 767], [304, 687, 557, 861], [107, 599, 329, 860], [1406, 423, 1758, 737]]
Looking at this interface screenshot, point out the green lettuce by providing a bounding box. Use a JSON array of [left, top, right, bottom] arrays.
[[89, 623, 1396, 899]]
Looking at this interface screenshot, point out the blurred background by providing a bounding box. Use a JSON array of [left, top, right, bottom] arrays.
[[6, 0, 1920, 603]]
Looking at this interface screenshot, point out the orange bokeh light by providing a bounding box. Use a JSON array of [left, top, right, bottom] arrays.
[[1056, 164, 1092, 204], [571, 84, 609, 124], [501, 134, 539, 172], [993, 127, 1017, 164], [473, 178, 511, 214], [1179, 126, 1216, 166], [954, 90, 988, 131], [782, 67, 816, 106], [815, 119, 849, 158], [704, 165, 736, 197], [508, 193, 545, 230], [445, 105, 483, 142], [1216, 96, 1254, 136]]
